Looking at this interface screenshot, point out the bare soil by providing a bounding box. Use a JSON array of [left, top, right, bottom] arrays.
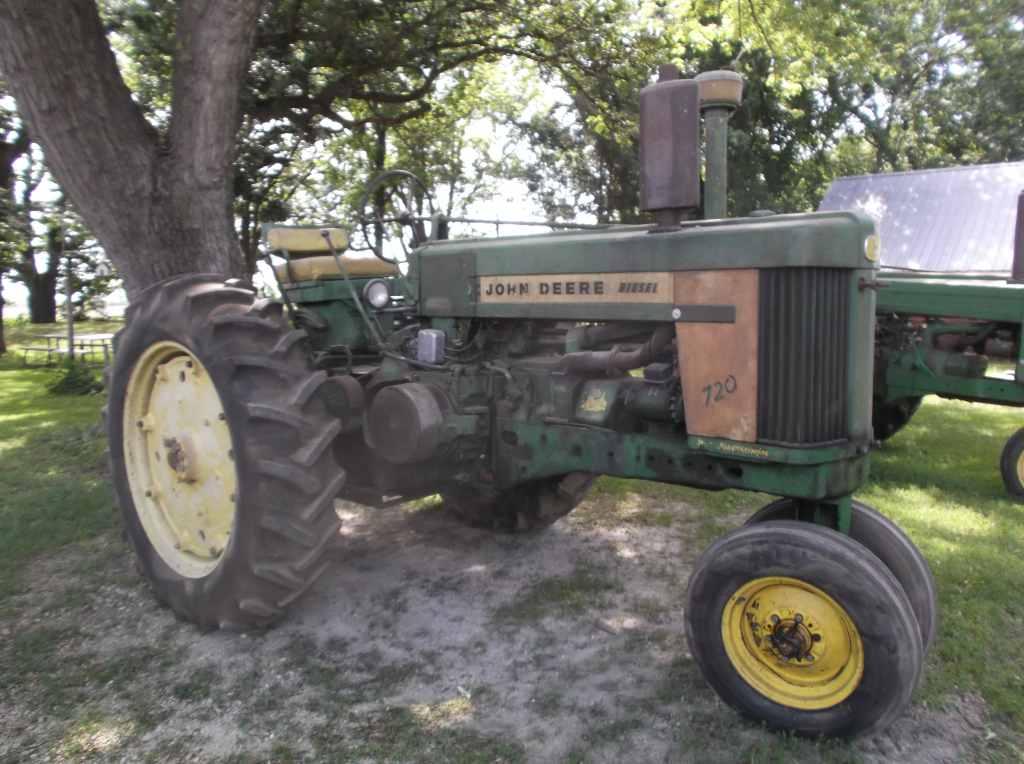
[[0, 489, 1017, 763]]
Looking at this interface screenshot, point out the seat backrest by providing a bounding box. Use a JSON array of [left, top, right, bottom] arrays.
[[262, 224, 350, 255]]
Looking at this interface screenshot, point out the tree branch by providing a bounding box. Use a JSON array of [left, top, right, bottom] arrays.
[[0, 0, 158, 276]]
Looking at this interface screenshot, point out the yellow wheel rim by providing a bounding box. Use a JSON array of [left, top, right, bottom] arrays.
[[721, 576, 864, 710], [122, 341, 238, 578], [1016, 449, 1024, 487]]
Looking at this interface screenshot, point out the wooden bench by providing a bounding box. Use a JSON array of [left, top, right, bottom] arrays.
[[20, 346, 69, 366]]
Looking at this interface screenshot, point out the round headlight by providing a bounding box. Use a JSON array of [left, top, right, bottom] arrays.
[[864, 234, 880, 262], [362, 279, 391, 309]]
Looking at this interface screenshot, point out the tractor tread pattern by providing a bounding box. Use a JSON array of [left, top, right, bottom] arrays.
[[108, 275, 345, 631], [299, 472, 347, 523]]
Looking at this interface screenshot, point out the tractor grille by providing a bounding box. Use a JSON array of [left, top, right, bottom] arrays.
[[757, 268, 849, 446]]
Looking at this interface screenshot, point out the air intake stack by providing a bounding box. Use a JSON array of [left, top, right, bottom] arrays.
[[695, 70, 744, 220]]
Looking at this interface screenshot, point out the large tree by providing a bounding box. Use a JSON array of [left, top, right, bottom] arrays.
[[0, 82, 30, 351], [514, 0, 1024, 222], [0, 0, 261, 294], [1, 0, 644, 292]]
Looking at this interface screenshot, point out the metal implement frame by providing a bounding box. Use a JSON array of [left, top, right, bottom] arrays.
[[876, 272, 1024, 406]]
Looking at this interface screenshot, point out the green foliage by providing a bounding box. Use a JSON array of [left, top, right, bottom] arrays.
[[87, 1, 1024, 250], [45, 357, 104, 396], [504, 0, 1024, 220]]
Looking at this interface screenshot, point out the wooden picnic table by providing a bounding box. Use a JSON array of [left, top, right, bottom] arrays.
[[22, 332, 115, 366]]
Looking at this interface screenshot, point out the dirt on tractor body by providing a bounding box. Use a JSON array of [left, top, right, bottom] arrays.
[[0, 493, 1012, 763]]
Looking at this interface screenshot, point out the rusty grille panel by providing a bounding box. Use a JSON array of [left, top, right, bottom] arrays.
[[757, 269, 849, 445]]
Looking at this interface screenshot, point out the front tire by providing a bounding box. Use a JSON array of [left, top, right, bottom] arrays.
[[685, 522, 923, 737], [108, 275, 346, 629], [746, 499, 937, 652]]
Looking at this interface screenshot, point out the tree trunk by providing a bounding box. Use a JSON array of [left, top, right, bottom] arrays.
[[27, 270, 57, 323], [0, 128, 29, 194], [373, 125, 387, 254], [1, 124, 30, 354], [0, 0, 262, 296], [0, 278, 6, 356]]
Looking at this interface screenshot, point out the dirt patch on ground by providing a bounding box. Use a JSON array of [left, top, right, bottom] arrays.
[[0, 490, 1018, 763]]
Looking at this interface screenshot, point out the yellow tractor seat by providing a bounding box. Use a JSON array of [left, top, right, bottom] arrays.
[[265, 226, 350, 255], [273, 255, 399, 283], [264, 224, 399, 283]]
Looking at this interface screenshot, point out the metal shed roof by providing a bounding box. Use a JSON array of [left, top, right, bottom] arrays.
[[818, 161, 1024, 273]]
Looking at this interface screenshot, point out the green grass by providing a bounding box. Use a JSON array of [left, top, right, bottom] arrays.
[[492, 563, 622, 624], [309, 704, 526, 763], [1, 319, 1024, 736], [0, 320, 119, 601], [861, 397, 1024, 724], [587, 475, 768, 545]]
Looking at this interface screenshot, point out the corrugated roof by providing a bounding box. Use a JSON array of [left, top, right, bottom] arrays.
[[818, 161, 1024, 273]]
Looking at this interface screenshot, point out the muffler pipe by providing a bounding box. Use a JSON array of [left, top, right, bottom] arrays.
[[695, 70, 743, 220], [1012, 189, 1024, 283]]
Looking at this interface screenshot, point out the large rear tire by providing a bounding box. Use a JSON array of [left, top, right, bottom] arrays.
[[873, 396, 922, 442], [998, 427, 1024, 502], [442, 472, 595, 532], [108, 275, 346, 629], [746, 499, 938, 652], [686, 521, 923, 737]]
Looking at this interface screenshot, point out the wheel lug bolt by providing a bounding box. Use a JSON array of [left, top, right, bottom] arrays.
[[794, 613, 803, 624], [770, 614, 780, 625]]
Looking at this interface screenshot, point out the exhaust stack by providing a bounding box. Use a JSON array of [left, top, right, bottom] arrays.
[[1012, 190, 1024, 283], [695, 70, 743, 220]]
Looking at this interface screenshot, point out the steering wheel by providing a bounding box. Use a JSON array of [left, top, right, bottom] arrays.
[[354, 170, 436, 263]]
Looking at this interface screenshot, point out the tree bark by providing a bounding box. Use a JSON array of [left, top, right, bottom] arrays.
[[26, 269, 57, 323], [1, 126, 30, 348], [0, 127, 29, 195], [0, 279, 6, 356], [0, 0, 262, 295]]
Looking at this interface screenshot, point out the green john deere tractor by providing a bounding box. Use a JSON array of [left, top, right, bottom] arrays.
[[106, 68, 935, 737]]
